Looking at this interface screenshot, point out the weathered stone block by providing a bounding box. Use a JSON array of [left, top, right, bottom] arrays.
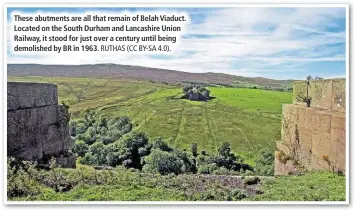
[[298, 150, 311, 167], [311, 132, 336, 160], [274, 151, 297, 175], [335, 142, 346, 173], [277, 79, 347, 175], [7, 82, 75, 168], [310, 154, 319, 170], [276, 141, 290, 155], [331, 128, 345, 146], [299, 128, 312, 152], [7, 105, 71, 161], [310, 154, 330, 170], [331, 79, 346, 112], [304, 107, 315, 131], [281, 104, 298, 144], [312, 110, 332, 133], [7, 82, 58, 111], [331, 113, 346, 129], [297, 106, 306, 129], [317, 156, 332, 170], [310, 79, 333, 110]]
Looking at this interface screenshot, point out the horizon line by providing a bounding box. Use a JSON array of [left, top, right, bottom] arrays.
[[7, 63, 346, 81]]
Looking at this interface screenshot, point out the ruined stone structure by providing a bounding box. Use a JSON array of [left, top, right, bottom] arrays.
[[188, 92, 208, 101], [7, 82, 75, 168], [275, 78, 346, 175]]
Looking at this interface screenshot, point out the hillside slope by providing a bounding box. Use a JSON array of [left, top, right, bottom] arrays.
[[7, 64, 293, 88], [8, 76, 293, 164]]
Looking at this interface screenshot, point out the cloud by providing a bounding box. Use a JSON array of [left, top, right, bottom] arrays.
[[6, 7, 346, 80]]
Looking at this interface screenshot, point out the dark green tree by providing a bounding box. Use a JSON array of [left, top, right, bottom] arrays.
[[191, 143, 198, 157]]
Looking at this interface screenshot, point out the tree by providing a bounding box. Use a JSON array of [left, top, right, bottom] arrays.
[[183, 84, 194, 95], [142, 149, 182, 175], [88, 141, 107, 165], [191, 143, 198, 157], [72, 140, 89, 157], [106, 151, 120, 166], [116, 131, 150, 169], [254, 149, 274, 176], [151, 137, 173, 152], [218, 142, 231, 157], [214, 142, 251, 172]]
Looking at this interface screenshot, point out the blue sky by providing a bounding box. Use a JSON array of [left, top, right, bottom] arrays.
[[7, 7, 346, 80]]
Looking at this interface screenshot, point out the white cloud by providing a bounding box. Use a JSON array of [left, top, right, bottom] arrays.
[[7, 7, 346, 79]]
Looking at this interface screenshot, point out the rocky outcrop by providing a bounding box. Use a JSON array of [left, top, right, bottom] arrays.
[[7, 82, 75, 168]]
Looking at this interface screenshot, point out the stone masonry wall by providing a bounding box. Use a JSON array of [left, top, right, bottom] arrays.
[[7, 82, 75, 168], [275, 78, 346, 175]]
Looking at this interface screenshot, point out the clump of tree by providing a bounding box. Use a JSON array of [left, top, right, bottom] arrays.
[[70, 110, 135, 166], [143, 138, 196, 175], [182, 84, 211, 101], [196, 142, 253, 175], [254, 149, 274, 176], [70, 110, 261, 176]]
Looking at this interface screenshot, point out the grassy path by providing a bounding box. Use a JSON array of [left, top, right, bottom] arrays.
[[204, 106, 218, 153], [173, 101, 186, 146]]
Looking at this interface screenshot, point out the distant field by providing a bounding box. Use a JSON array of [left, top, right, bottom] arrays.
[[8, 76, 292, 165]]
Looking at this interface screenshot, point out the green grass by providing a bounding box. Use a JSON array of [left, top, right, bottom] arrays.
[[9, 162, 345, 202], [15, 184, 186, 201], [8, 76, 292, 165], [252, 171, 346, 201], [209, 87, 292, 115]]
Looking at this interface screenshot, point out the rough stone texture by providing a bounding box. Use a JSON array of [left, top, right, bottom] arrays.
[[311, 132, 336, 162], [276, 141, 290, 155], [7, 82, 75, 168], [311, 79, 333, 110], [7, 82, 58, 111], [313, 110, 332, 133], [281, 104, 297, 146], [7, 105, 71, 160], [331, 79, 346, 112], [331, 113, 346, 130], [276, 79, 346, 175], [335, 142, 346, 172], [274, 152, 297, 176], [293, 78, 346, 111]]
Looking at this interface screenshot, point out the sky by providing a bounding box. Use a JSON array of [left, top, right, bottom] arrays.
[[6, 7, 347, 80]]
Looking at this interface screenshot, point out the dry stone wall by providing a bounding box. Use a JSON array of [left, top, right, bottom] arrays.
[[7, 82, 75, 168], [275, 78, 346, 175]]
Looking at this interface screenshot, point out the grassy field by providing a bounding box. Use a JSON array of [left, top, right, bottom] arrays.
[[9, 163, 345, 201], [251, 171, 346, 201], [8, 76, 292, 165], [8, 76, 346, 202]]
